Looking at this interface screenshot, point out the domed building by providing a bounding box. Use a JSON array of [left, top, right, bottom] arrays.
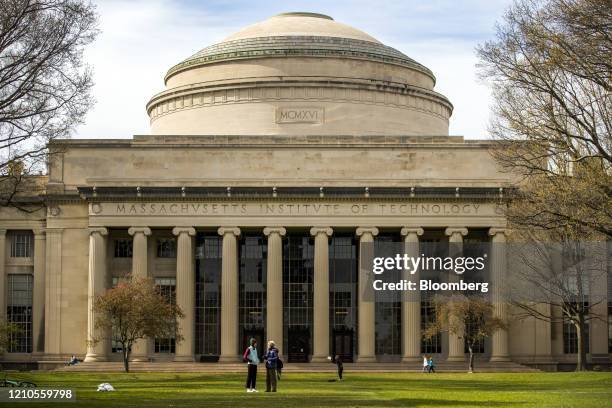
[[1, 12, 606, 371]]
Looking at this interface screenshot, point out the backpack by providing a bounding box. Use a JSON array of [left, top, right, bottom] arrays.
[[277, 357, 284, 370], [243, 347, 251, 363]]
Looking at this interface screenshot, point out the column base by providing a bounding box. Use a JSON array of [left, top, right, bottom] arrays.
[[446, 355, 466, 362], [173, 355, 195, 362], [489, 355, 511, 362], [218, 355, 242, 363], [84, 353, 108, 363], [310, 355, 331, 363], [401, 356, 421, 364], [130, 355, 150, 362], [356, 355, 377, 363]]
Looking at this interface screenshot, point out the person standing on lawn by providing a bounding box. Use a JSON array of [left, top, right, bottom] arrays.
[[427, 356, 436, 373], [243, 338, 260, 392], [329, 354, 343, 380], [422, 355, 429, 373], [264, 340, 279, 392]]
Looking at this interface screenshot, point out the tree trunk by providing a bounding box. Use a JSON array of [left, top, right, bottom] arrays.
[[575, 318, 587, 372], [123, 346, 130, 373], [468, 345, 474, 373]]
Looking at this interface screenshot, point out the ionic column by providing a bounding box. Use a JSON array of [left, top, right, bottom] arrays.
[[173, 227, 196, 362], [445, 227, 468, 362], [400, 227, 423, 363], [44, 228, 63, 358], [218, 227, 241, 363], [488, 228, 510, 361], [310, 227, 333, 363], [356, 227, 378, 363], [128, 227, 151, 361], [32, 229, 46, 355], [84, 228, 109, 362], [264, 227, 286, 357]]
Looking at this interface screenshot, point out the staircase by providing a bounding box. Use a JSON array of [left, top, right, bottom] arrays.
[[55, 360, 538, 373]]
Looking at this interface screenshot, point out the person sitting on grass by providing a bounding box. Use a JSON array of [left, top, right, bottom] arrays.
[[263, 340, 279, 393], [427, 357, 436, 373], [243, 338, 260, 393], [67, 355, 79, 366]]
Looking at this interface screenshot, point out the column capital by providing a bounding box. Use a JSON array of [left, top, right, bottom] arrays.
[[172, 227, 196, 237], [218, 227, 241, 237], [88, 227, 108, 236], [310, 227, 332, 237], [0, 229, 6, 236], [128, 227, 151, 236], [263, 227, 286, 237], [400, 227, 424, 237], [488, 227, 508, 237], [356, 227, 379, 237], [33, 229, 46, 237], [444, 227, 468, 237]]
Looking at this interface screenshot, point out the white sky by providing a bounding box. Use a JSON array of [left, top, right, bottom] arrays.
[[74, 0, 513, 140]]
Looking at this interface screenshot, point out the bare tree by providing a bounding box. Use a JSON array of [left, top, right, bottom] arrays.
[[423, 295, 506, 373], [477, 0, 611, 237], [93, 278, 184, 372], [0, 0, 98, 208]]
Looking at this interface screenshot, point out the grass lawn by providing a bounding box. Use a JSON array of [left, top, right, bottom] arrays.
[[2, 371, 611, 407]]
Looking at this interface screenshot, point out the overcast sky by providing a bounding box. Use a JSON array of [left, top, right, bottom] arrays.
[[75, 0, 513, 139]]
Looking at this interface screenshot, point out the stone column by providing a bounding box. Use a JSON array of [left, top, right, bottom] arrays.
[[44, 228, 63, 358], [310, 227, 333, 363], [32, 229, 46, 355], [445, 227, 468, 362], [218, 227, 241, 362], [400, 227, 424, 363], [84, 228, 109, 362], [128, 227, 151, 361], [264, 227, 286, 356], [489, 228, 510, 362], [356, 227, 378, 363], [0, 230, 6, 324], [173, 227, 196, 362]]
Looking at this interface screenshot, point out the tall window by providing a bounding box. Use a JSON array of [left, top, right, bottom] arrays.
[[7, 274, 33, 353], [463, 232, 489, 354], [10, 231, 33, 258], [157, 238, 176, 258], [195, 234, 222, 359], [420, 237, 445, 354], [155, 278, 176, 353], [563, 307, 590, 354], [283, 235, 314, 361], [375, 234, 402, 356], [329, 235, 358, 360], [239, 235, 267, 350], [464, 313, 485, 353], [114, 239, 133, 258]]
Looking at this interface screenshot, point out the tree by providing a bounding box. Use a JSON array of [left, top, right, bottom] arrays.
[[0, 317, 20, 354], [508, 227, 607, 371], [0, 0, 98, 208], [423, 295, 506, 373], [477, 0, 611, 237], [92, 278, 184, 372]]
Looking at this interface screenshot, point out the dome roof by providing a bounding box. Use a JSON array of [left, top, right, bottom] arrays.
[[165, 12, 433, 83]]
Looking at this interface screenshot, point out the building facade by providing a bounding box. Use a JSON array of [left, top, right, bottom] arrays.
[[0, 12, 609, 369]]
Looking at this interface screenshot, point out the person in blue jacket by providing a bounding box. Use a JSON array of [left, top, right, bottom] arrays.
[[263, 340, 279, 392], [243, 338, 260, 392]]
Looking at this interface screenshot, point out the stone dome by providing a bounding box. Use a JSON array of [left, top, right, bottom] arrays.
[[146, 12, 453, 136]]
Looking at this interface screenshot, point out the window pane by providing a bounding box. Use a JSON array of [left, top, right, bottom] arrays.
[[7, 274, 33, 353]]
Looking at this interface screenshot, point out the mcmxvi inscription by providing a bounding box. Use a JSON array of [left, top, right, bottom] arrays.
[[276, 107, 324, 124]]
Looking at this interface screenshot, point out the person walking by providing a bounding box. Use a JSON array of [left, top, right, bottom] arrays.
[[329, 354, 344, 380], [427, 356, 436, 373], [243, 338, 260, 393], [263, 340, 279, 392], [422, 355, 429, 373]]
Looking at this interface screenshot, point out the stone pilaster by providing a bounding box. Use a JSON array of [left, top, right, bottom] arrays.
[[32, 229, 46, 355], [173, 227, 196, 362], [356, 226, 378, 363], [0, 229, 6, 324], [489, 227, 510, 362], [128, 227, 151, 361], [310, 226, 333, 362], [445, 227, 468, 362], [44, 228, 63, 359], [84, 228, 109, 362], [264, 227, 286, 356], [218, 227, 241, 362], [400, 227, 423, 362]]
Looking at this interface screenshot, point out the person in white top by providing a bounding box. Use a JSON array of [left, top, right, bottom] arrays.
[[423, 355, 429, 373]]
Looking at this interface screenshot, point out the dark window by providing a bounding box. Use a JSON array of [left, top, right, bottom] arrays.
[[375, 234, 402, 355], [239, 235, 267, 348], [114, 239, 133, 258], [421, 237, 443, 354], [10, 231, 33, 258], [155, 278, 176, 353], [563, 307, 590, 354], [157, 238, 177, 258], [195, 234, 222, 358], [7, 274, 33, 353]]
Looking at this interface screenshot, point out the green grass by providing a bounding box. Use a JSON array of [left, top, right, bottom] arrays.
[[2, 371, 611, 407]]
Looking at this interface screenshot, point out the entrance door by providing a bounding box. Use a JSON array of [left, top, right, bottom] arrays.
[[333, 329, 354, 363], [287, 327, 310, 362], [242, 329, 264, 358]]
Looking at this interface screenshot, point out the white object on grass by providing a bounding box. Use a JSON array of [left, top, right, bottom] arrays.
[[97, 383, 115, 392]]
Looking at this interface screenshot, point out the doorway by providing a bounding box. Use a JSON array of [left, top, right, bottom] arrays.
[[333, 329, 354, 363], [287, 327, 310, 362]]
